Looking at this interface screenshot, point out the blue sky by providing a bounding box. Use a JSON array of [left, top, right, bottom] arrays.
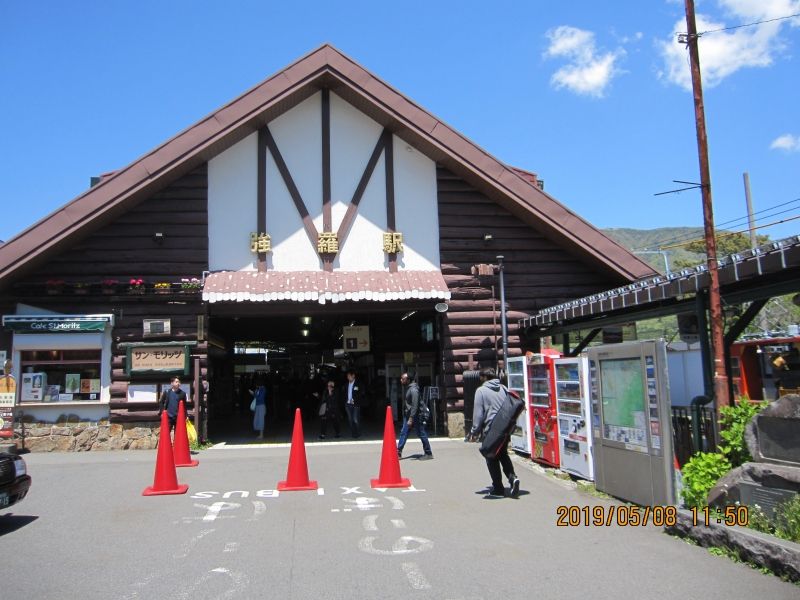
[[1, 0, 798, 251]]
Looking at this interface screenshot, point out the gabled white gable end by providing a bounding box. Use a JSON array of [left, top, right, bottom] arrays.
[[208, 91, 440, 273]]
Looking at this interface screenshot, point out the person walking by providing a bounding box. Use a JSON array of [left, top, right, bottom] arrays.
[[343, 368, 364, 438], [468, 368, 520, 498], [159, 376, 187, 433], [318, 379, 341, 439], [396, 372, 433, 460], [252, 378, 267, 439]]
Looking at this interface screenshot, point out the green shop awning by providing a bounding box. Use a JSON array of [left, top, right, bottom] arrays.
[[2, 314, 114, 334]]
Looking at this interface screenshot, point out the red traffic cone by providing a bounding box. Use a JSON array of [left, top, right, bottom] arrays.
[[371, 405, 411, 488], [143, 411, 189, 496], [174, 400, 199, 467], [277, 408, 318, 491]]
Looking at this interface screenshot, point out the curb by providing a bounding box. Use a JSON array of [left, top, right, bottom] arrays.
[[666, 508, 800, 582]]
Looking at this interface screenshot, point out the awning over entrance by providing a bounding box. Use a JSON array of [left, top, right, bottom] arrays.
[[202, 270, 452, 305]]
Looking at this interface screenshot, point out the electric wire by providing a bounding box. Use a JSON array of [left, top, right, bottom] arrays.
[[631, 198, 800, 252], [698, 13, 800, 36]]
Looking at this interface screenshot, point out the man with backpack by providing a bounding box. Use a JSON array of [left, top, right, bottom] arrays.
[[397, 372, 433, 460], [468, 368, 521, 498]]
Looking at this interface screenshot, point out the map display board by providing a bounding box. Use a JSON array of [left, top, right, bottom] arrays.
[[599, 357, 647, 448]]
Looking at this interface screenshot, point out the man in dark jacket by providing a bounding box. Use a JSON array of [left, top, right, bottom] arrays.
[[159, 376, 187, 433], [397, 372, 433, 460], [343, 368, 365, 438], [468, 368, 520, 498]]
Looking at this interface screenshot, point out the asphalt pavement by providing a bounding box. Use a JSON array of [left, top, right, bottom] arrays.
[[2, 437, 797, 600]]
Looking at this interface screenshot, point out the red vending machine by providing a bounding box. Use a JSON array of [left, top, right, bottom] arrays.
[[529, 350, 560, 468]]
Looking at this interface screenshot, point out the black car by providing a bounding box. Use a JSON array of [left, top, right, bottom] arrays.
[[0, 452, 30, 510]]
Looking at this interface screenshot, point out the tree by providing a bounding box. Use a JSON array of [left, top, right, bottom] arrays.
[[682, 231, 770, 257]]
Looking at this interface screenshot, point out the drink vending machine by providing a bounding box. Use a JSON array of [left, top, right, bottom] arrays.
[[553, 357, 593, 480], [529, 350, 561, 468], [508, 355, 531, 454]]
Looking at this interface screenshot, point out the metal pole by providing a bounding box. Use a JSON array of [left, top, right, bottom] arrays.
[[743, 172, 768, 333], [743, 172, 757, 248], [497, 256, 509, 373], [684, 0, 731, 411]]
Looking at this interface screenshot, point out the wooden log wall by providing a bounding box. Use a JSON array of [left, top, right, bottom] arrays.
[[5, 166, 210, 423], [437, 166, 620, 405]]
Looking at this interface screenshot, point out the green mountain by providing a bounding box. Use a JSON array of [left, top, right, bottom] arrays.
[[603, 227, 708, 274]]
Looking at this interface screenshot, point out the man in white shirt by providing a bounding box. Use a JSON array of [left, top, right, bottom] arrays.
[[344, 368, 364, 438]]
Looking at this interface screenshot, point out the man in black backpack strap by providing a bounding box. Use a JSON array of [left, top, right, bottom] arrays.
[[159, 376, 187, 433], [397, 372, 433, 460], [468, 368, 520, 498]]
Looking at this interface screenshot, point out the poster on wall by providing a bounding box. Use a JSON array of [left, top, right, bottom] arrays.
[[127, 384, 158, 402], [0, 370, 15, 438], [20, 373, 46, 402], [65, 374, 81, 394], [45, 385, 61, 402]]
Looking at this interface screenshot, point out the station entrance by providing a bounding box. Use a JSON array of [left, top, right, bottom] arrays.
[[204, 304, 443, 444]]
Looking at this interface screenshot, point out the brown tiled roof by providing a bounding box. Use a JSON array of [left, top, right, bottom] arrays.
[[202, 270, 451, 305], [0, 44, 655, 287]]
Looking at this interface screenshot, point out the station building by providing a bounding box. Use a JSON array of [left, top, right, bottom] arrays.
[[0, 45, 653, 450]]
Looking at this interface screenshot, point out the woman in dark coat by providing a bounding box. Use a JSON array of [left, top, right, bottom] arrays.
[[318, 379, 341, 439]]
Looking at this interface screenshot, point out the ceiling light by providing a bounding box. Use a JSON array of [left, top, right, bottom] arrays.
[[300, 316, 312, 325], [300, 329, 309, 337], [401, 311, 417, 321]]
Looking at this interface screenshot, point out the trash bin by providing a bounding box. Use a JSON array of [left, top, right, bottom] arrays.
[[462, 370, 481, 435]]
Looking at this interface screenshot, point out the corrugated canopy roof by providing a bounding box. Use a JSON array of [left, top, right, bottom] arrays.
[[202, 270, 452, 305]]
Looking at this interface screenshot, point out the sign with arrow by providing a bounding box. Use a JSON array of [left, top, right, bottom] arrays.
[[343, 326, 370, 352]]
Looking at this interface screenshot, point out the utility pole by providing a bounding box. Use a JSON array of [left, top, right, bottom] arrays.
[[683, 0, 731, 411]]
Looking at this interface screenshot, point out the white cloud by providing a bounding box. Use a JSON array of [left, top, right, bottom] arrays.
[[770, 134, 800, 152], [544, 26, 625, 98], [658, 0, 800, 90]]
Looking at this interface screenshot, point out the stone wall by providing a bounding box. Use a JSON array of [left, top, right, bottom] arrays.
[[13, 420, 158, 452]]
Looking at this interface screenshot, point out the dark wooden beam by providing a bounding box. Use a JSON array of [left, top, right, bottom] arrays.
[[257, 127, 267, 272], [321, 89, 333, 272], [336, 128, 390, 243], [384, 130, 397, 272], [321, 89, 331, 232], [263, 126, 319, 249]]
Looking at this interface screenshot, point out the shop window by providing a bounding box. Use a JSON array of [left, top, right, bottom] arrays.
[[19, 349, 102, 403]]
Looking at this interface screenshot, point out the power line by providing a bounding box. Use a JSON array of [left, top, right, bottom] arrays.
[[631, 197, 800, 251], [659, 214, 800, 250], [698, 13, 800, 35]]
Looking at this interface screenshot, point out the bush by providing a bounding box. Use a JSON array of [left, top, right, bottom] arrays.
[[773, 494, 800, 543], [745, 496, 800, 543], [681, 452, 731, 508], [718, 398, 766, 467]]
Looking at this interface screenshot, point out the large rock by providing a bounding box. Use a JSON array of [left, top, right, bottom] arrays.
[[746, 394, 800, 465], [709, 462, 800, 516]]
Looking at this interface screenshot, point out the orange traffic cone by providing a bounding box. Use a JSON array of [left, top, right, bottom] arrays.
[[371, 405, 411, 488], [174, 400, 199, 467], [143, 411, 189, 496], [277, 408, 318, 491]]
